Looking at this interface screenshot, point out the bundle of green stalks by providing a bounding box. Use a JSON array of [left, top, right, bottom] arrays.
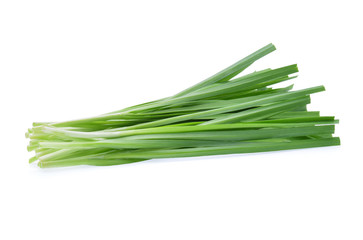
[[26, 43, 340, 168]]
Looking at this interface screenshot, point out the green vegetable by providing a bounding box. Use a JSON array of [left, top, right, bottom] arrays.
[[26, 43, 340, 168]]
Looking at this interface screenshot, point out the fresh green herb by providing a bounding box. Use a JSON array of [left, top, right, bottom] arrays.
[[26, 43, 340, 168]]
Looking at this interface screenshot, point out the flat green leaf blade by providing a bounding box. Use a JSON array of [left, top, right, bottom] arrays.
[[173, 43, 276, 97]]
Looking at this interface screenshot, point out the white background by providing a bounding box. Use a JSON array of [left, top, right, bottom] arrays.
[[1, 0, 362, 239]]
